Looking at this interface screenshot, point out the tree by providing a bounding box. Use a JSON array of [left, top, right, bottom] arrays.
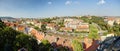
[[13, 34, 38, 51], [90, 16, 107, 30], [0, 19, 5, 29], [0, 27, 21, 51], [80, 16, 89, 22], [41, 24, 47, 32], [28, 23, 34, 26], [88, 24, 99, 39], [40, 18, 52, 23], [57, 19, 64, 27], [72, 40, 83, 51], [57, 46, 68, 51], [34, 26, 40, 31], [0, 21, 39, 51], [112, 24, 120, 35], [39, 39, 54, 51]]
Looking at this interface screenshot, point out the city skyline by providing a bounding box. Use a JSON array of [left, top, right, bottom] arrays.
[[0, 0, 120, 18]]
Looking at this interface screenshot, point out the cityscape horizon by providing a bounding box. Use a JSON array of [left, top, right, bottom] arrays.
[[0, 0, 120, 51]]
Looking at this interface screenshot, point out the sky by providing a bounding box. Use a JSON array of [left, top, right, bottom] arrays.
[[0, 0, 120, 18]]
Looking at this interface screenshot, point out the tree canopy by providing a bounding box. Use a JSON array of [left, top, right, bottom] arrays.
[[88, 24, 99, 39], [72, 40, 83, 51], [0, 20, 40, 51]]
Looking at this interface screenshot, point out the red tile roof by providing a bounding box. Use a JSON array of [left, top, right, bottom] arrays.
[[77, 25, 89, 29], [30, 29, 44, 40], [18, 25, 25, 31], [60, 27, 72, 31], [83, 37, 99, 51], [107, 18, 115, 21]]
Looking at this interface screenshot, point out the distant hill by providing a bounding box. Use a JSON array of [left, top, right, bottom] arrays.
[[0, 16, 14, 19], [0, 16, 16, 22]]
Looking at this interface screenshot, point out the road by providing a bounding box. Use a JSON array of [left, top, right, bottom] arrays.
[[92, 23, 102, 31], [92, 23, 108, 35]]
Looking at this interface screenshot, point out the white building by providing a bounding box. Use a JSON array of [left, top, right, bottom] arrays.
[[115, 18, 120, 24], [34, 22, 42, 28], [105, 17, 115, 26], [64, 19, 83, 29]]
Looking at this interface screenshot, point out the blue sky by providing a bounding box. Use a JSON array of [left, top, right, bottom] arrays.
[[0, 0, 120, 18]]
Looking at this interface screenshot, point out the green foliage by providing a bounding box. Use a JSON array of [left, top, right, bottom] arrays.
[[91, 16, 108, 30], [39, 40, 54, 51], [28, 23, 34, 26], [104, 23, 120, 35], [0, 26, 38, 51], [80, 16, 90, 22], [0, 18, 2, 22], [57, 46, 68, 51], [39, 39, 69, 51], [88, 24, 99, 39], [34, 26, 40, 31], [41, 24, 47, 32], [72, 40, 83, 51], [112, 24, 120, 35], [14, 34, 38, 51], [74, 31, 80, 33], [0, 20, 5, 29], [103, 32, 109, 36], [58, 20, 65, 27], [80, 16, 120, 36], [41, 39, 50, 45], [0, 21, 38, 51], [80, 16, 108, 30], [40, 18, 52, 23]]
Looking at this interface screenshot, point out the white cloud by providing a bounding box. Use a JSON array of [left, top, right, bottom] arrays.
[[65, 1, 72, 5], [65, 1, 80, 5], [48, 2, 52, 5], [97, 0, 106, 5]]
